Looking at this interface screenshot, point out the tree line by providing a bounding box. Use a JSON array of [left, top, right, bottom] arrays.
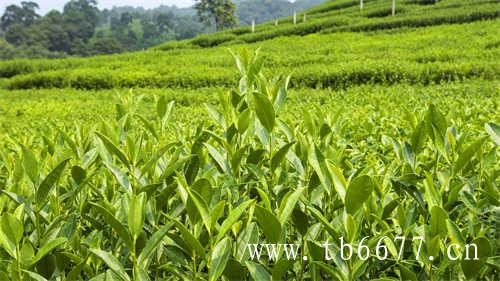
[[0, 0, 324, 59]]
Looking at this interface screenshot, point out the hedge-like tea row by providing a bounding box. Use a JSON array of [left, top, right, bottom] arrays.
[[323, 5, 500, 33], [5, 67, 237, 90], [152, 0, 499, 50], [307, 0, 366, 15], [6, 59, 498, 90], [290, 61, 499, 88], [2, 19, 498, 89]]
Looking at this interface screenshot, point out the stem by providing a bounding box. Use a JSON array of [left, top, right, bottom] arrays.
[[16, 246, 22, 281], [192, 253, 197, 280], [132, 238, 137, 280], [268, 131, 274, 205]]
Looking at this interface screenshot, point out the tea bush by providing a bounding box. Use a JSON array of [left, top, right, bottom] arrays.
[[0, 49, 497, 280], [2, 20, 499, 91]]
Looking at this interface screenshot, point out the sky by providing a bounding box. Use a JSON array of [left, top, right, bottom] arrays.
[[0, 0, 196, 15]]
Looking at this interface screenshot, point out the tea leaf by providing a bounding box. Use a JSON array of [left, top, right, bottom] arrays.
[[216, 199, 255, 243], [36, 158, 70, 206], [209, 238, 232, 281], [345, 175, 373, 214], [246, 261, 271, 281], [90, 248, 131, 281], [253, 92, 275, 133]]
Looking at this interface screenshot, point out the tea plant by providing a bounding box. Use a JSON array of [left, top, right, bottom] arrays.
[[1, 17, 499, 91], [0, 49, 497, 280]]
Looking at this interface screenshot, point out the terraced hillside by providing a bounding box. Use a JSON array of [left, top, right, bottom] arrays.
[[0, 0, 498, 280]]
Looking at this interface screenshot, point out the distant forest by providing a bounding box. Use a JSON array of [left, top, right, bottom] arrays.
[[0, 0, 325, 59]]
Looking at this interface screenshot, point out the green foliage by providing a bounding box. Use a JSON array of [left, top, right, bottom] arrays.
[[2, 19, 499, 90], [195, 0, 238, 31], [157, 0, 500, 49], [0, 48, 497, 280]]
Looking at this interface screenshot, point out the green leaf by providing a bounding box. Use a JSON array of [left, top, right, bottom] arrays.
[[411, 120, 427, 153], [137, 223, 173, 269], [278, 187, 305, 225], [399, 264, 418, 281], [29, 237, 67, 266], [136, 114, 159, 140], [246, 261, 272, 281], [171, 219, 206, 259], [306, 206, 340, 239], [71, 165, 86, 184], [156, 95, 167, 119], [96, 132, 129, 167], [485, 122, 500, 145], [461, 237, 492, 279], [453, 137, 487, 174], [186, 188, 211, 234], [223, 259, 246, 281], [210, 200, 226, 228], [271, 259, 294, 281], [235, 223, 258, 263], [205, 103, 225, 128], [205, 143, 231, 175], [326, 161, 347, 201], [271, 142, 295, 172], [1, 212, 23, 246], [423, 172, 441, 209], [345, 175, 373, 214], [102, 160, 132, 193], [209, 238, 232, 281], [134, 267, 151, 281], [140, 145, 170, 177], [22, 270, 48, 281], [89, 202, 133, 249], [426, 104, 447, 136], [429, 206, 448, 237], [402, 142, 415, 171], [0, 228, 16, 258], [36, 158, 70, 206], [216, 199, 255, 243], [128, 193, 146, 240], [273, 75, 290, 111], [254, 205, 281, 244], [446, 219, 465, 248], [237, 108, 252, 133], [253, 92, 275, 133], [90, 248, 131, 281], [22, 146, 39, 185]]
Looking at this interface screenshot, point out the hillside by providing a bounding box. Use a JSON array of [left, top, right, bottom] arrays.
[[156, 0, 499, 49], [0, 0, 498, 280], [0, 0, 498, 92]]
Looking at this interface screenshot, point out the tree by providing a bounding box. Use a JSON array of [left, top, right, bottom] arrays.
[[36, 11, 71, 52], [120, 12, 133, 27], [63, 0, 99, 42], [90, 37, 124, 55], [141, 18, 158, 40], [195, 0, 237, 31], [4, 24, 27, 45], [1, 1, 40, 30], [155, 12, 174, 34]]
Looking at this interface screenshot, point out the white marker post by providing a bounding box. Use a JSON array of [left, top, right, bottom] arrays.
[[303, 13, 307, 22], [251, 19, 255, 32], [293, 11, 297, 24], [392, 0, 396, 16], [275, 19, 278, 26], [360, 0, 363, 11]]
